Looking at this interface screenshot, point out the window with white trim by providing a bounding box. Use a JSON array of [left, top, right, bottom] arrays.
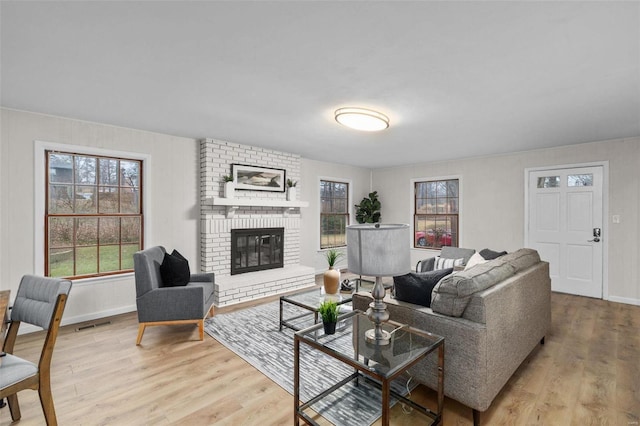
[[46, 150, 143, 278], [320, 180, 349, 249], [414, 179, 459, 249]]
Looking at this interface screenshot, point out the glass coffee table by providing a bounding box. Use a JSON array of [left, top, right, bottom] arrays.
[[279, 287, 352, 332], [294, 310, 444, 426]]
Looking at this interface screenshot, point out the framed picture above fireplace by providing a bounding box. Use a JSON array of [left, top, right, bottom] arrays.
[[232, 164, 286, 192]]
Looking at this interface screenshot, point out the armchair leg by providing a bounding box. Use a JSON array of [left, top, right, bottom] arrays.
[[198, 320, 204, 341], [136, 324, 146, 345], [7, 393, 21, 421]]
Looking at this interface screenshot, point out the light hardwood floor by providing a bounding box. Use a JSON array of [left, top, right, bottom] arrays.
[[1, 287, 638, 426]]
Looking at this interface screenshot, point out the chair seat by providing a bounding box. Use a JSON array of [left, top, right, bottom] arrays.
[[0, 354, 37, 389]]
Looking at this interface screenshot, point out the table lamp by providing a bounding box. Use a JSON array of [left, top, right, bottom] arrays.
[[347, 223, 410, 345]]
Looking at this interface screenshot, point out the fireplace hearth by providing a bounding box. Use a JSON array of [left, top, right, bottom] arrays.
[[231, 228, 284, 275]]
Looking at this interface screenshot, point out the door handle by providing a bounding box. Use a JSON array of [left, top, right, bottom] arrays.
[[589, 228, 601, 242]]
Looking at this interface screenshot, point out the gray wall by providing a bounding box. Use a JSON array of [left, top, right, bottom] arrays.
[[373, 137, 640, 304], [0, 108, 201, 324], [299, 158, 372, 273]]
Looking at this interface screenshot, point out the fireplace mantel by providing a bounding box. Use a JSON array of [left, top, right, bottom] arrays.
[[207, 197, 309, 218]]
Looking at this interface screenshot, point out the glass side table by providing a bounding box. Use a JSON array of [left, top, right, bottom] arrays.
[[280, 287, 352, 332], [294, 310, 444, 426]]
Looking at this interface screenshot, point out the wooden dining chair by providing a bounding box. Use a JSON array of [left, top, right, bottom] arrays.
[[0, 275, 72, 426]]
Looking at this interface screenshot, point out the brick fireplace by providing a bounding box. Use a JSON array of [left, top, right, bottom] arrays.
[[200, 138, 315, 307]]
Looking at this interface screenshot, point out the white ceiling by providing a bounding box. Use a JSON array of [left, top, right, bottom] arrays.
[[2, 1, 639, 168]]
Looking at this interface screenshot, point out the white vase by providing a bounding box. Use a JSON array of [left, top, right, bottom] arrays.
[[224, 181, 235, 199], [287, 187, 297, 201]]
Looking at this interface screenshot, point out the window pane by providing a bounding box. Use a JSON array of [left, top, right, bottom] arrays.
[[49, 184, 74, 213], [122, 217, 141, 243], [49, 248, 74, 277], [76, 246, 97, 275], [75, 156, 96, 184], [99, 217, 120, 244], [99, 245, 120, 273], [416, 198, 428, 214], [568, 174, 593, 187], [49, 154, 73, 183], [120, 187, 140, 213], [122, 244, 138, 269], [76, 218, 98, 246], [75, 185, 97, 213], [121, 160, 140, 187], [447, 180, 459, 197], [49, 217, 73, 247], [99, 158, 119, 186], [98, 186, 119, 213], [436, 181, 447, 197], [537, 176, 560, 188]]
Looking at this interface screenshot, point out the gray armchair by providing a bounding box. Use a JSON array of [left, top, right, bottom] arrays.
[[133, 246, 215, 345], [415, 247, 476, 272]]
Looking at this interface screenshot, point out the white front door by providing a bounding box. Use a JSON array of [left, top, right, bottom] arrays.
[[527, 166, 603, 298]]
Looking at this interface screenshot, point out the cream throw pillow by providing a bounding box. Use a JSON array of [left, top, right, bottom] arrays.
[[464, 252, 488, 270]]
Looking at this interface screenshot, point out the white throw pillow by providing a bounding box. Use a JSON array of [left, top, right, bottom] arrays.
[[464, 252, 488, 270], [434, 256, 464, 270]]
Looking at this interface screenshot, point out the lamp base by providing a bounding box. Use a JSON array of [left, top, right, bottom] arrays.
[[365, 328, 391, 345]]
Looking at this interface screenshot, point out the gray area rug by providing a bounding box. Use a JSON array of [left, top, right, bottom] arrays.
[[204, 300, 410, 426]]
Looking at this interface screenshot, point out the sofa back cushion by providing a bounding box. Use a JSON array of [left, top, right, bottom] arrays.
[[431, 258, 516, 317], [500, 248, 541, 272]]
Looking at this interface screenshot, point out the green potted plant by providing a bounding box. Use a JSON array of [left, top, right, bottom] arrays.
[[355, 191, 381, 223], [318, 300, 339, 335], [222, 174, 235, 199], [286, 178, 298, 201], [323, 249, 344, 294]]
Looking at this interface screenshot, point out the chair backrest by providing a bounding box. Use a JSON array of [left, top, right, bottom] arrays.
[[11, 275, 72, 330], [440, 247, 476, 265], [133, 246, 166, 297]]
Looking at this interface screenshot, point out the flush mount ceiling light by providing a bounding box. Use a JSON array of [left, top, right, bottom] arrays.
[[334, 107, 389, 132]]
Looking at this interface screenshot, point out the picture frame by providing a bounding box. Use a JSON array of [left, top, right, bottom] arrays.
[[232, 164, 286, 192]]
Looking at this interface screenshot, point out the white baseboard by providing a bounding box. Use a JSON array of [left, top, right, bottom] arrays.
[[17, 304, 137, 335], [607, 295, 640, 306]]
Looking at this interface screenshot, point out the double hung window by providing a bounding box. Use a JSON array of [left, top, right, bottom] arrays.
[[320, 180, 349, 249], [414, 179, 459, 249], [46, 150, 143, 278]]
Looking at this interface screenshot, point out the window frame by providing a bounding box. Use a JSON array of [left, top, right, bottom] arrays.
[[35, 141, 150, 281], [319, 178, 351, 250], [412, 176, 462, 250]]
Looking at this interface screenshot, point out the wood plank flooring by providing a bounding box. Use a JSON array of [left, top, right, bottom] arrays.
[[1, 288, 638, 425]]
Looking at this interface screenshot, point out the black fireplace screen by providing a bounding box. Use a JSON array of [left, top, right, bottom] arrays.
[[231, 228, 284, 275]]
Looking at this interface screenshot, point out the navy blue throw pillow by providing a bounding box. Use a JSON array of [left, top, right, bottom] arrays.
[[160, 249, 191, 287], [479, 248, 508, 260], [393, 268, 454, 307]]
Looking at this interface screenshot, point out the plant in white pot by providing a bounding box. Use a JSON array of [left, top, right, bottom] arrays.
[[222, 175, 235, 199], [323, 248, 344, 295], [286, 178, 297, 201]]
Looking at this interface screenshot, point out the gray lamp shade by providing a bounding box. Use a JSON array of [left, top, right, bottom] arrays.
[[346, 224, 411, 276]]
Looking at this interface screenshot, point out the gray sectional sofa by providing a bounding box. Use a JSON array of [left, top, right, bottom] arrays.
[[352, 248, 551, 425]]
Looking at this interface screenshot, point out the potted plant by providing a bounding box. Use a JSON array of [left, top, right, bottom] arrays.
[[286, 178, 298, 201], [355, 191, 381, 223], [222, 174, 235, 199], [323, 248, 344, 294], [318, 300, 339, 335]]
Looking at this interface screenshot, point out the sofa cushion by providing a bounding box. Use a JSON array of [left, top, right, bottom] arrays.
[[160, 250, 191, 287], [500, 248, 541, 272], [431, 259, 516, 317], [479, 248, 507, 260], [393, 268, 453, 307], [434, 256, 464, 270]]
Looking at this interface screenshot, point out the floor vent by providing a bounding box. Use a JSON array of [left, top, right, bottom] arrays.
[[76, 321, 111, 331]]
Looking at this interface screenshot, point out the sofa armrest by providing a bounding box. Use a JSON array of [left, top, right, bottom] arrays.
[[136, 286, 206, 322], [190, 272, 215, 283], [416, 257, 435, 272]]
